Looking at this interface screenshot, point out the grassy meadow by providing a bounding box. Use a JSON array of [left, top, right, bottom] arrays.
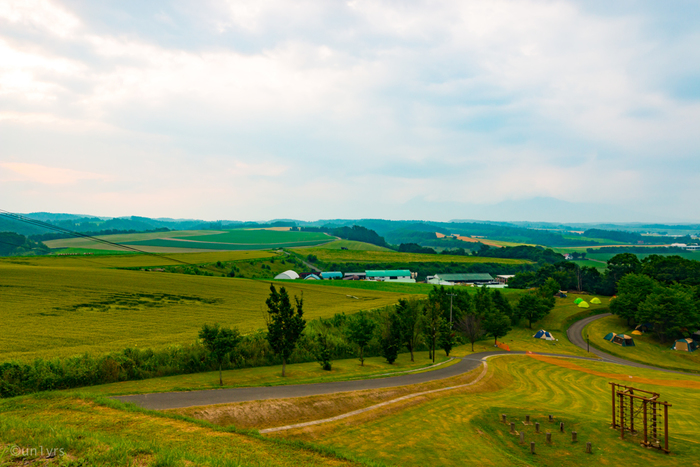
[[277, 355, 700, 467], [0, 262, 410, 361], [585, 314, 700, 373], [311, 240, 393, 251]]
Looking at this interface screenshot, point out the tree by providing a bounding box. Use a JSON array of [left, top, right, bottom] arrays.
[[516, 294, 553, 329], [540, 277, 561, 299], [438, 320, 456, 356], [265, 285, 306, 377], [491, 289, 513, 320], [637, 284, 699, 343], [455, 312, 484, 352], [380, 309, 402, 364], [422, 301, 444, 363], [314, 333, 332, 371], [346, 311, 376, 366], [198, 323, 241, 386], [395, 298, 423, 362], [609, 273, 656, 325], [607, 253, 642, 289], [483, 309, 511, 345]]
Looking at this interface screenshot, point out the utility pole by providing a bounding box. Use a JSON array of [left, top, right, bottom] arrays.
[[446, 292, 457, 326]]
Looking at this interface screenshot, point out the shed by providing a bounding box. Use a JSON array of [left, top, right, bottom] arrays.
[[533, 330, 555, 341], [321, 271, 343, 280], [274, 270, 299, 280], [433, 273, 494, 284], [674, 338, 697, 352], [611, 334, 635, 347], [343, 272, 366, 280], [366, 270, 411, 281], [304, 274, 321, 280]]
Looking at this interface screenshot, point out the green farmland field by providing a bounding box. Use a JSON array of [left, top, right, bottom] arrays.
[[0, 263, 411, 361], [174, 230, 332, 244], [294, 248, 532, 265]]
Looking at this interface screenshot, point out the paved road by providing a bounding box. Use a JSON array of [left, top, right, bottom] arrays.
[[115, 351, 597, 410], [567, 313, 689, 375], [116, 313, 693, 411]]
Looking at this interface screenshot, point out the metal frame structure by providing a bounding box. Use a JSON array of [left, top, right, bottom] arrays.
[[610, 382, 671, 453]]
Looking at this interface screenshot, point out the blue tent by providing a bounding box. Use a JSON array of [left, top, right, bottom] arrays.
[[533, 330, 554, 341]]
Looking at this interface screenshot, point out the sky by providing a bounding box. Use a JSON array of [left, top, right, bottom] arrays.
[[1, 0, 699, 223]]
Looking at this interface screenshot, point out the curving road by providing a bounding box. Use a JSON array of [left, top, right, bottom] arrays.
[[115, 351, 598, 410], [116, 313, 691, 411]]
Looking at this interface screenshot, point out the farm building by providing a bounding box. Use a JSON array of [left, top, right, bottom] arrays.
[[366, 270, 414, 282], [304, 274, 320, 280], [274, 270, 299, 280], [496, 275, 515, 284], [673, 338, 697, 352], [343, 272, 366, 280], [320, 271, 343, 280], [433, 273, 494, 285]]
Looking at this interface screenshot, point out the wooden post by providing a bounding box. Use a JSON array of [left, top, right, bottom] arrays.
[[586, 442, 592, 454], [664, 403, 669, 453], [629, 389, 635, 433], [525, 415, 530, 424], [643, 400, 648, 446], [502, 414, 507, 423], [510, 422, 515, 434], [520, 431, 524, 444], [546, 432, 551, 443], [548, 414, 553, 422], [535, 422, 540, 433], [572, 431, 577, 442], [560, 422, 564, 433], [611, 383, 616, 428], [530, 442, 535, 454]]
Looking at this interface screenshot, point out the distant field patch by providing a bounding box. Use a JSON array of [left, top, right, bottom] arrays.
[[175, 230, 332, 244], [313, 240, 392, 251], [124, 238, 330, 250], [294, 248, 532, 264]]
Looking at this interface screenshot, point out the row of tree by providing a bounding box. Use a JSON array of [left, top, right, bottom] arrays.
[[199, 284, 558, 385]]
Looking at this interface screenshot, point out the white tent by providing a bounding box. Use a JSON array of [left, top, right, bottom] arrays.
[[274, 270, 299, 280]]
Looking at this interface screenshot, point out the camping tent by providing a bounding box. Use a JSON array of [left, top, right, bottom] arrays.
[[533, 330, 555, 341], [674, 338, 698, 352], [604, 332, 617, 341], [574, 298, 583, 304], [635, 323, 651, 333], [590, 297, 602, 304], [611, 334, 635, 347], [632, 330, 643, 335], [578, 301, 590, 308]]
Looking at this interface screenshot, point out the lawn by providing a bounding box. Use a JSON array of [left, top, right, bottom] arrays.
[[280, 355, 700, 467], [585, 314, 700, 373], [0, 394, 361, 467], [0, 263, 411, 361], [74, 351, 452, 396], [293, 248, 532, 265]]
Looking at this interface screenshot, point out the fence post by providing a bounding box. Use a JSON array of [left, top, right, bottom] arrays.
[[530, 442, 536, 454], [560, 422, 565, 433], [535, 422, 540, 433], [586, 442, 592, 454], [572, 431, 577, 443], [546, 432, 552, 443]]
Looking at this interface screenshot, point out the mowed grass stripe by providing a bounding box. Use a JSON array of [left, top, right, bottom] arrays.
[[0, 264, 411, 361], [282, 356, 700, 467]]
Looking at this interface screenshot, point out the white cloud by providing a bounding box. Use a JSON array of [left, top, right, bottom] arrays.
[[0, 162, 107, 185], [0, 0, 80, 37]]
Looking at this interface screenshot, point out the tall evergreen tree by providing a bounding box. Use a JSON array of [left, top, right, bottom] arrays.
[[265, 285, 306, 376]]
